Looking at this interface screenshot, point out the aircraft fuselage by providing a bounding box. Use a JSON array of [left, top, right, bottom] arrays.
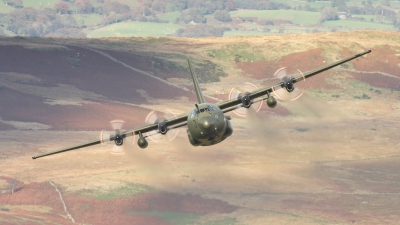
[[186, 103, 233, 146]]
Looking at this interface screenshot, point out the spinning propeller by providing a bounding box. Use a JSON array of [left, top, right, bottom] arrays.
[[228, 82, 263, 117], [144, 110, 179, 142], [100, 120, 132, 155], [272, 67, 305, 101]]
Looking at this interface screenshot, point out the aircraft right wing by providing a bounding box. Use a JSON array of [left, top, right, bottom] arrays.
[[217, 50, 371, 112], [32, 112, 189, 159]]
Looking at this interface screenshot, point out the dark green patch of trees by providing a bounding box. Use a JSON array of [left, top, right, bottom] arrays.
[[214, 10, 231, 22], [3, 0, 23, 8], [1, 0, 399, 38], [0, 7, 81, 37]]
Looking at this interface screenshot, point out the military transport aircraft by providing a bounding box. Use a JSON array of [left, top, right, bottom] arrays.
[[32, 50, 371, 159]]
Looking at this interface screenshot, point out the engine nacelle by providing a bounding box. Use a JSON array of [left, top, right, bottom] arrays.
[[158, 120, 167, 134], [283, 79, 294, 92], [240, 94, 251, 108], [114, 133, 123, 146]]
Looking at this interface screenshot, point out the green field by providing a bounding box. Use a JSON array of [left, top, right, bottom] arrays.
[[0, 3, 16, 13], [78, 183, 154, 200], [87, 21, 183, 38], [349, 15, 394, 25], [322, 19, 395, 30], [239, 23, 264, 29], [73, 14, 103, 27], [1, 29, 16, 36], [23, 0, 59, 8], [274, 0, 331, 8], [21, 0, 137, 10], [230, 10, 320, 25]]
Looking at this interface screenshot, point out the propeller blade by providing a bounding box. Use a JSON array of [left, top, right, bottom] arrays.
[[144, 110, 180, 142], [273, 68, 305, 101], [99, 119, 130, 155], [111, 144, 125, 155], [274, 67, 287, 79], [110, 120, 124, 131], [228, 82, 262, 117]]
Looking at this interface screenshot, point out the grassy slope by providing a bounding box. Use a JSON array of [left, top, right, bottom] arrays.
[[224, 30, 265, 36], [0, 3, 15, 13], [62, 30, 399, 83], [0, 31, 399, 225], [230, 10, 320, 25], [22, 0, 58, 8], [21, 0, 138, 10], [323, 20, 395, 30], [2, 29, 16, 36], [86, 21, 183, 38], [73, 14, 104, 27], [274, 0, 331, 8]]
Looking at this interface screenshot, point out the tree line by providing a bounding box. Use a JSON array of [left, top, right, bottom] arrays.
[[0, 0, 399, 38]]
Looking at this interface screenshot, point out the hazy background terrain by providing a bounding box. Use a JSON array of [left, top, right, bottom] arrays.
[[0, 30, 399, 224], [0, 0, 399, 38], [0, 1, 400, 225]]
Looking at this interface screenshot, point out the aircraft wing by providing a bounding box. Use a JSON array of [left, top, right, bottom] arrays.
[[32, 113, 189, 159], [217, 50, 371, 111], [32, 50, 370, 159]]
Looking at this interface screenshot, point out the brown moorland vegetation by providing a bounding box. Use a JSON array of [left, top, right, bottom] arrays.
[[0, 30, 399, 224]]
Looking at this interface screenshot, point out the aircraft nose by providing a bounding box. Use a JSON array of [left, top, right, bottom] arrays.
[[199, 116, 215, 131]]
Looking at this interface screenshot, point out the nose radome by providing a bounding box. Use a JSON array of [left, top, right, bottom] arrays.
[[199, 116, 215, 130]]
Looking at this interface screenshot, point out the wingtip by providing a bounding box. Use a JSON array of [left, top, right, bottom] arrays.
[[32, 156, 36, 160], [355, 50, 371, 57]]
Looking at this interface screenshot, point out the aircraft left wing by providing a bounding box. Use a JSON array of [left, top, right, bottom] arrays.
[[217, 50, 371, 112], [32, 113, 189, 159]]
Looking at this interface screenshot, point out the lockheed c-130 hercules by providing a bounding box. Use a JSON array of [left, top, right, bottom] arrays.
[[32, 50, 371, 159]]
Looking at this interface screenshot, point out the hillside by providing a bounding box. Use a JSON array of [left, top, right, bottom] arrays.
[[0, 30, 399, 224], [0, 0, 399, 38], [0, 30, 398, 131]]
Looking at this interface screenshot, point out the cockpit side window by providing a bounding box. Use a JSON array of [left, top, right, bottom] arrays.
[[191, 110, 198, 118]]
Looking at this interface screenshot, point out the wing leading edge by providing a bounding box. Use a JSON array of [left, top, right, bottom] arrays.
[[32, 113, 189, 159], [217, 50, 371, 111], [32, 50, 370, 159]]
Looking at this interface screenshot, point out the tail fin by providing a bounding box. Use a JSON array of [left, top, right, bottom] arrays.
[[187, 58, 206, 104]]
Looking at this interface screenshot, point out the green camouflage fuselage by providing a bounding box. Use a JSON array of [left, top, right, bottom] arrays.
[[186, 103, 232, 146]]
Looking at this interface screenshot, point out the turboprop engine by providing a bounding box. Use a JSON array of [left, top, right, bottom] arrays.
[[283, 78, 294, 92]]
